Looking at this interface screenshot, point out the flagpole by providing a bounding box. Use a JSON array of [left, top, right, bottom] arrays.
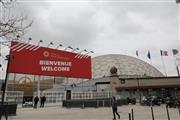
[[173, 54, 180, 76], [150, 57, 153, 66], [160, 55, 167, 76], [179, 3, 180, 47], [137, 54, 140, 60]]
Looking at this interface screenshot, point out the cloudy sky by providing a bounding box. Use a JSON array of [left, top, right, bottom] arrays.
[[0, 0, 180, 79]]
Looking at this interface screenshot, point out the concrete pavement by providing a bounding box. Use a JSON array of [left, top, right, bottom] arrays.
[[4, 105, 180, 120]]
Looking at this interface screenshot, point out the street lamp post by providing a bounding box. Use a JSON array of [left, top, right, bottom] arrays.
[[75, 49, 87, 58], [137, 78, 141, 103], [47, 42, 53, 48], [1, 55, 14, 104], [64, 46, 73, 51], [28, 37, 32, 43], [0, 55, 14, 120], [72, 48, 79, 52], [56, 44, 63, 49], [83, 51, 94, 58], [38, 40, 43, 46]]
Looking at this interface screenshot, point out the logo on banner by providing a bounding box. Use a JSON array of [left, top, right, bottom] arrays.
[[43, 51, 50, 57]]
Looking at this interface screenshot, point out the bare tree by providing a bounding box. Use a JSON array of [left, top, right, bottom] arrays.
[[0, 0, 14, 8], [0, 0, 33, 40]]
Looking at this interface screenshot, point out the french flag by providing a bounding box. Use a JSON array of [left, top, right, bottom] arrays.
[[172, 49, 178, 55], [160, 50, 168, 56], [136, 50, 138, 56]]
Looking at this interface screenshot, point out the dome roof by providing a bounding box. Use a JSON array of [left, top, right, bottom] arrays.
[[92, 54, 163, 78]]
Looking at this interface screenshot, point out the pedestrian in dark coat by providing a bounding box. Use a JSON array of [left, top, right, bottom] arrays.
[[40, 96, 43, 107], [34, 96, 39, 109], [112, 96, 120, 120], [40, 96, 46, 107]]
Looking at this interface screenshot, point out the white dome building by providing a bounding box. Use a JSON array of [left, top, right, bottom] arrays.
[[92, 54, 163, 78], [66, 54, 163, 85], [41, 54, 180, 103]]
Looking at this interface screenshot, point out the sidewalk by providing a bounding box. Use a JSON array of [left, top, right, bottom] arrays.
[[4, 105, 180, 120]]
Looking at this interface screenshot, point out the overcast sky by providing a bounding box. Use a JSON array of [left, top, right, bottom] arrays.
[[0, 0, 180, 79]]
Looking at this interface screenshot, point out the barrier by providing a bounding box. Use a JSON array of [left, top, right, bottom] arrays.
[[131, 109, 134, 120], [0, 103, 17, 120], [166, 106, 170, 120], [178, 107, 180, 117], [129, 113, 131, 120], [151, 106, 155, 120], [0, 103, 17, 115], [62, 98, 128, 108]]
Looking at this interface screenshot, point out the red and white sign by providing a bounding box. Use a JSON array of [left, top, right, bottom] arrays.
[[8, 41, 92, 79]]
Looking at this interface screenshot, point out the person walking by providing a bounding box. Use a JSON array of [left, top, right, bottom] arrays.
[[112, 96, 120, 120], [40, 96, 46, 107], [40, 96, 43, 108], [34, 96, 39, 109]]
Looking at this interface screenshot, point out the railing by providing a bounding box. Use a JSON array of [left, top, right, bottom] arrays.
[[36, 91, 113, 106], [0, 91, 24, 105]]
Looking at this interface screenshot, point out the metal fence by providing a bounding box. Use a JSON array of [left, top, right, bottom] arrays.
[[37, 91, 113, 106], [0, 91, 24, 105]]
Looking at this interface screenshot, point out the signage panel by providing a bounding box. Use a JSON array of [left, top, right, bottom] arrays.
[[8, 41, 92, 79]]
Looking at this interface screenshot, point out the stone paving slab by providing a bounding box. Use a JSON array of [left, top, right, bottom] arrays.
[[2, 105, 180, 120]]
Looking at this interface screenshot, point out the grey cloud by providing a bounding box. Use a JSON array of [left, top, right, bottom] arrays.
[[0, 0, 179, 78]]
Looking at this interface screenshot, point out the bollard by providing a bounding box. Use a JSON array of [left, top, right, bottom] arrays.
[[131, 109, 134, 120], [166, 106, 170, 120], [151, 106, 155, 120], [96, 100, 99, 108], [129, 113, 131, 120], [81, 102, 85, 109], [178, 107, 180, 118], [5, 107, 8, 120], [0, 105, 8, 120]]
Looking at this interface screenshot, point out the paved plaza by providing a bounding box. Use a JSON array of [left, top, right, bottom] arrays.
[[2, 105, 179, 120]]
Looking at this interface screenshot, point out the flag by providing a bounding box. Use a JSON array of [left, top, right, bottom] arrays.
[[172, 49, 178, 55], [147, 51, 151, 59], [136, 50, 138, 56], [160, 50, 168, 56]]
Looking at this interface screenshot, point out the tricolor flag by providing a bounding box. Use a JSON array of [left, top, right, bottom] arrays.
[[147, 51, 151, 59], [136, 50, 138, 56], [160, 50, 168, 56], [172, 49, 178, 55]]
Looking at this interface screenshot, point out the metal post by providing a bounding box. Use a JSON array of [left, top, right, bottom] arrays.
[[96, 100, 99, 108], [1, 55, 12, 120], [1, 61, 9, 104], [37, 75, 41, 107], [131, 109, 134, 120], [53, 76, 55, 84], [166, 106, 170, 120], [81, 101, 85, 109], [176, 66, 180, 76], [129, 113, 131, 120], [151, 106, 155, 120], [178, 107, 180, 118], [137, 78, 141, 103], [37, 75, 40, 97]]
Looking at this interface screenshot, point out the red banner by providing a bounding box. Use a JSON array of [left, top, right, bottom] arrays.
[[8, 41, 92, 79]]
